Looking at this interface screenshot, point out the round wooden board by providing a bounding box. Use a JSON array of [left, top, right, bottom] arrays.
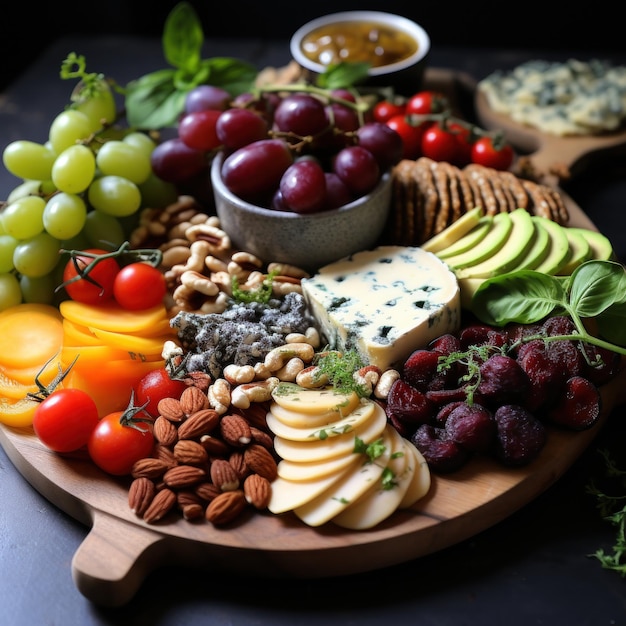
[[2, 367, 626, 607]]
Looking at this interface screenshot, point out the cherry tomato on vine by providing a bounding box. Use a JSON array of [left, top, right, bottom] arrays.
[[421, 124, 463, 163], [471, 136, 515, 170], [88, 407, 155, 475], [62, 248, 120, 305], [33, 388, 100, 453], [406, 91, 449, 116], [448, 121, 473, 166], [386, 114, 429, 160], [133, 367, 187, 418], [373, 100, 406, 124], [113, 262, 167, 310]]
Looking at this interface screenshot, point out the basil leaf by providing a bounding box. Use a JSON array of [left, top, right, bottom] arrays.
[[202, 57, 258, 96], [596, 299, 626, 346], [162, 1, 203, 73], [471, 270, 565, 326], [125, 69, 185, 128], [569, 260, 626, 317], [316, 62, 372, 89]]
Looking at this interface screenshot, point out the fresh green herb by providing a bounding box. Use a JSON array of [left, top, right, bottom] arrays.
[[381, 466, 398, 491], [124, 2, 256, 128], [586, 450, 626, 576], [231, 269, 278, 304], [60, 53, 117, 106], [315, 61, 372, 90], [472, 260, 626, 356], [312, 424, 353, 440], [354, 436, 386, 463], [314, 349, 368, 396]]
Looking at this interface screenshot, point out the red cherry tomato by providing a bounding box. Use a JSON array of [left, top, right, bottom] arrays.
[[88, 408, 155, 475], [113, 262, 167, 310], [33, 388, 100, 452], [373, 100, 406, 124], [133, 367, 188, 418], [62, 249, 120, 305], [421, 124, 463, 163], [406, 91, 449, 116], [386, 114, 429, 160], [448, 121, 473, 166], [471, 136, 515, 170]]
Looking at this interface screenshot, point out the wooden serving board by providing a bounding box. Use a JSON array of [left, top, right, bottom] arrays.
[[1, 68, 625, 607]]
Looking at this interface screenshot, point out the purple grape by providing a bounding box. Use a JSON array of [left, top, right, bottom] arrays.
[[216, 108, 268, 151], [279, 159, 327, 213], [273, 93, 329, 137], [150, 137, 207, 184], [323, 172, 352, 210], [333, 145, 380, 195], [221, 138, 293, 202], [356, 122, 403, 170], [185, 85, 231, 113]]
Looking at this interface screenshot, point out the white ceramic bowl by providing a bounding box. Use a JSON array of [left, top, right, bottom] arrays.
[[211, 153, 392, 273], [290, 11, 430, 95]]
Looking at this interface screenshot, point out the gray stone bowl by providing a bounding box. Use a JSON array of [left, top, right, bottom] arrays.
[[290, 11, 430, 96], [211, 153, 392, 273]]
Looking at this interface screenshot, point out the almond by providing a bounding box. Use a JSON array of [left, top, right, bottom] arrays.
[[131, 458, 171, 479], [179, 385, 210, 415], [199, 434, 231, 457], [158, 397, 185, 422], [243, 473, 271, 509], [210, 459, 240, 491], [153, 416, 178, 446], [128, 477, 156, 516], [153, 444, 178, 467], [177, 408, 219, 440], [249, 425, 274, 450], [195, 481, 221, 502], [228, 450, 250, 480], [176, 489, 204, 508], [163, 464, 206, 488], [182, 503, 205, 521], [174, 440, 209, 465], [143, 487, 176, 523], [205, 489, 247, 525], [220, 414, 252, 447], [244, 444, 278, 481]]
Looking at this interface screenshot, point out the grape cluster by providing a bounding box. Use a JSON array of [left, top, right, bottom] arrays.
[[0, 78, 178, 311], [150, 84, 403, 214], [385, 316, 621, 472]]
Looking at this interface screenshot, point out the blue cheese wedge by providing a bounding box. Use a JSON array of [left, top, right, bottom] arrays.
[[301, 246, 460, 371]]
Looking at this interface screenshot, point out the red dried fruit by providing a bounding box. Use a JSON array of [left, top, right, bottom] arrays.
[[459, 325, 508, 351], [477, 354, 530, 406], [547, 376, 601, 430], [385, 379, 435, 427], [428, 333, 461, 356], [444, 402, 495, 453], [493, 404, 546, 467], [580, 344, 621, 385], [402, 349, 453, 392], [410, 424, 471, 473]]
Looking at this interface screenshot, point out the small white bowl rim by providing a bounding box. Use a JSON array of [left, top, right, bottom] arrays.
[[290, 11, 431, 77], [211, 152, 391, 221]]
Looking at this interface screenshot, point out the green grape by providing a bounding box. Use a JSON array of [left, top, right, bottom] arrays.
[[48, 109, 94, 154], [43, 192, 87, 240], [51, 144, 96, 193], [83, 209, 126, 250], [2, 140, 56, 181], [0, 235, 18, 273], [7, 180, 44, 203], [13, 232, 61, 278], [87, 175, 141, 217], [139, 172, 179, 209], [123, 131, 156, 157], [1, 196, 45, 239], [96, 140, 151, 184], [73, 79, 117, 128], [20, 273, 57, 305], [0, 273, 22, 311]]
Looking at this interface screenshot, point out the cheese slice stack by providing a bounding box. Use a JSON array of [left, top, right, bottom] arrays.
[[301, 246, 461, 371]]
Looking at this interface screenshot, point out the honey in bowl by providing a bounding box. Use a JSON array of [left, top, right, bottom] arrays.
[[299, 21, 418, 69]]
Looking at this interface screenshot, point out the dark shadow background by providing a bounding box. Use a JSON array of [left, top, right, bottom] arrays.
[[2, 1, 625, 91]]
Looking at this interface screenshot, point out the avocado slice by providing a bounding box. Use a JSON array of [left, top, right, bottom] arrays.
[[514, 218, 550, 270], [558, 228, 592, 275], [443, 212, 513, 269], [455, 208, 536, 279], [566, 227, 614, 262], [531, 216, 572, 275], [436, 215, 494, 258], [421, 207, 484, 253]]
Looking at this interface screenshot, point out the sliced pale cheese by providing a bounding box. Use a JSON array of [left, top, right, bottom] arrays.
[[266, 400, 376, 442], [301, 246, 460, 371], [277, 451, 359, 481], [332, 426, 413, 530], [269, 401, 358, 430], [399, 442, 431, 509], [293, 428, 394, 527], [271, 384, 361, 416], [268, 457, 362, 513], [272, 402, 387, 463]]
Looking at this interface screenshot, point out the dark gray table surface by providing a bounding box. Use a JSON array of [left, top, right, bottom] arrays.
[[1, 36, 626, 626]]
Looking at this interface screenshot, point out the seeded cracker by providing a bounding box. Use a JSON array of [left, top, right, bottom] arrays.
[[464, 164, 498, 215], [441, 161, 463, 224], [431, 160, 451, 234], [414, 157, 439, 241], [498, 170, 529, 210], [544, 185, 569, 224], [521, 179, 552, 219]]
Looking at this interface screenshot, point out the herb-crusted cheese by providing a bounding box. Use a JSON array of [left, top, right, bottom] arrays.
[[301, 246, 460, 371], [478, 59, 626, 136]]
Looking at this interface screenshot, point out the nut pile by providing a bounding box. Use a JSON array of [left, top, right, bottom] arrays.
[[128, 383, 279, 526]]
